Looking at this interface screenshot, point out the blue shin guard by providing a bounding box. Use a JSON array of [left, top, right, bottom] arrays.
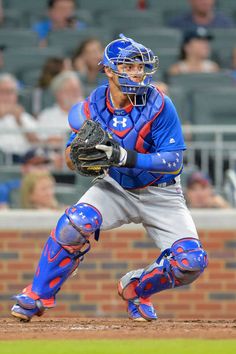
[[31, 234, 86, 298], [11, 203, 102, 321], [11, 235, 86, 321], [119, 238, 208, 302]]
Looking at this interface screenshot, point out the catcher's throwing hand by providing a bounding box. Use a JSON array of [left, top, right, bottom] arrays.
[[95, 144, 127, 166]]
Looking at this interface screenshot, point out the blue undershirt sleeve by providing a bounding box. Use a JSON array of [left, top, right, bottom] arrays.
[[134, 150, 183, 174]]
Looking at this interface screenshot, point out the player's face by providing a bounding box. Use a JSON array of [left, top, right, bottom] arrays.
[[56, 78, 84, 110], [185, 39, 210, 60], [0, 80, 17, 105], [189, 0, 215, 14], [81, 40, 103, 69], [30, 177, 56, 209], [117, 63, 145, 83], [49, 0, 75, 25], [186, 182, 213, 208]]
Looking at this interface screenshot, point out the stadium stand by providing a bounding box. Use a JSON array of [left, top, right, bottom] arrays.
[[125, 28, 182, 53], [97, 10, 163, 34], [48, 28, 112, 55], [2, 47, 64, 81], [168, 72, 235, 92], [218, 0, 236, 20], [148, 0, 190, 24], [0, 29, 38, 48], [76, 0, 137, 15], [192, 87, 236, 125], [211, 28, 236, 67], [168, 86, 189, 124]]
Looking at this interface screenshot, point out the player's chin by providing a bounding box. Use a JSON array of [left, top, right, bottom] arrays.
[[131, 78, 143, 83]]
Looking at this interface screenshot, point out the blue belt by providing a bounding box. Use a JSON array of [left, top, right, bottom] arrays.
[[151, 179, 176, 188]]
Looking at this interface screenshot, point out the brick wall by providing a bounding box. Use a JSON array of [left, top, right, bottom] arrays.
[[1, 220, 236, 319]]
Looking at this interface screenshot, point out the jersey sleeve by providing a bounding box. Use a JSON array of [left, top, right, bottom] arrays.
[[66, 101, 88, 147], [68, 101, 87, 132], [151, 95, 186, 152]]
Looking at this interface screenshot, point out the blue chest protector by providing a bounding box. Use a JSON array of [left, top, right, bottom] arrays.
[[88, 86, 166, 189], [68, 85, 184, 189]]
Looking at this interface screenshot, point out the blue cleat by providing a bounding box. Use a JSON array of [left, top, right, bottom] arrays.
[[127, 298, 158, 322], [118, 278, 158, 321], [11, 303, 43, 322], [127, 300, 147, 321], [11, 286, 55, 322]]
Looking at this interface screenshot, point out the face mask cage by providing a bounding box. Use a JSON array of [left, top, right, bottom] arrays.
[[111, 44, 159, 77], [105, 40, 159, 106]]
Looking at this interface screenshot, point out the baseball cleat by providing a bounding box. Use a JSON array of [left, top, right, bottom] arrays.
[[127, 298, 158, 322], [11, 289, 55, 322], [11, 303, 42, 322], [127, 300, 148, 322]]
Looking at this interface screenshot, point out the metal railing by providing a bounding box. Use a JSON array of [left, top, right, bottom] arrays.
[[183, 125, 236, 190]]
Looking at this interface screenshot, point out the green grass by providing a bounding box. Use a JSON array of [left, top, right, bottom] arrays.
[[1, 339, 236, 354]]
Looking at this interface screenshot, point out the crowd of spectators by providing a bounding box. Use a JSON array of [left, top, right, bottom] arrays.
[[0, 0, 235, 209]]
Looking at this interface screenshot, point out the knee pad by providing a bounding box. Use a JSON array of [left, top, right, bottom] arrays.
[[55, 203, 102, 248], [169, 237, 208, 284], [132, 237, 208, 299]]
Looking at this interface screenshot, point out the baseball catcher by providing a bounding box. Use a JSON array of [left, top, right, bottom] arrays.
[[11, 34, 207, 322]]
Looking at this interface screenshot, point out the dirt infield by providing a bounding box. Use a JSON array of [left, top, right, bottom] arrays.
[[0, 318, 236, 340]]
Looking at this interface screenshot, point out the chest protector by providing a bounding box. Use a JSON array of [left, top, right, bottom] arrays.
[[88, 85, 165, 189]]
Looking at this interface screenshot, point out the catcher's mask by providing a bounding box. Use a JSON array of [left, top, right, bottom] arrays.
[[100, 33, 159, 106]]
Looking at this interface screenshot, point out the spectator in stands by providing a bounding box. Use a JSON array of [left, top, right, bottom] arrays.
[[0, 148, 53, 209], [32, 0, 86, 47], [20, 171, 60, 210], [72, 38, 105, 91], [37, 71, 84, 146], [168, 27, 219, 75], [32, 57, 71, 116], [38, 57, 71, 89], [0, 73, 39, 162], [185, 171, 231, 208], [168, 0, 234, 30]]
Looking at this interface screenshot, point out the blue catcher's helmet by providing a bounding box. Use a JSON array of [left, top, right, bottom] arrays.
[[100, 34, 159, 106]]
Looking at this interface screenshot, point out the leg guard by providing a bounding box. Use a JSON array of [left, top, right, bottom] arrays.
[[119, 237, 208, 301], [11, 203, 102, 321]]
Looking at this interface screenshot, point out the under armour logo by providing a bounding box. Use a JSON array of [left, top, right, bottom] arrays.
[[112, 117, 127, 128]]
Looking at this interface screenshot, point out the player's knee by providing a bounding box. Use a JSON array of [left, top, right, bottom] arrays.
[[54, 203, 102, 247], [170, 237, 208, 285]]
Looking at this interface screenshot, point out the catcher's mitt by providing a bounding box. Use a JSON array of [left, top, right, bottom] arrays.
[[70, 120, 121, 176]]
